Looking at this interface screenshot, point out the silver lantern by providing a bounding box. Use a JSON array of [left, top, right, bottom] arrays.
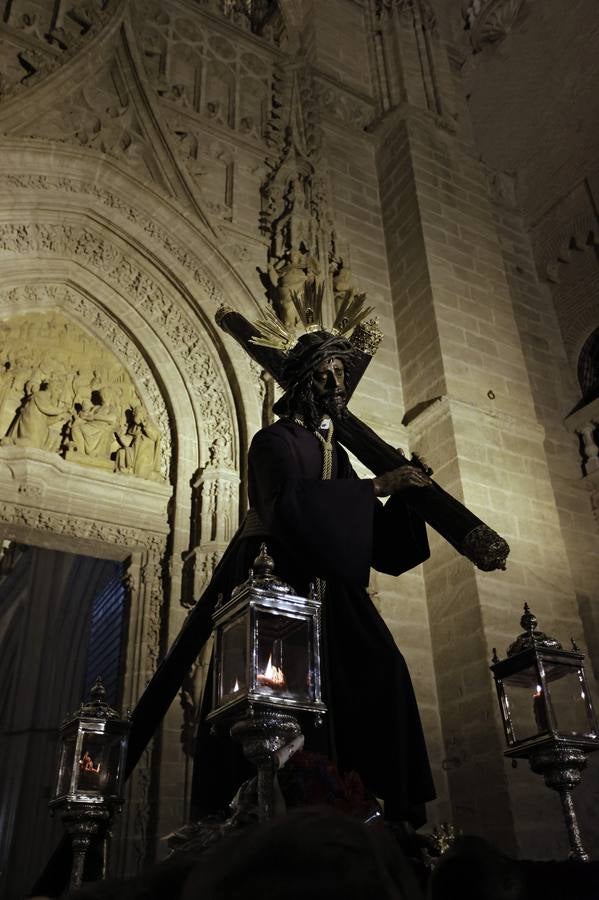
[[50, 676, 130, 888], [208, 543, 326, 725], [208, 544, 326, 820], [491, 603, 599, 861]]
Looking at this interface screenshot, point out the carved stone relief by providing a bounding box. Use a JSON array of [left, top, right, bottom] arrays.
[[221, 0, 285, 44], [0, 221, 235, 465], [462, 0, 527, 53], [0, 307, 167, 479], [535, 213, 598, 285], [11, 61, 161, 186], [0, 500, 166, 552], [258, 63, 340, 325], [312, 78, 374, 133], [485, 167, 518, 210], [139, 547, 166, 673], [0, 173, 226, 305], [125, 545, 166, 869], [375, 0, 437, 32], [172, 130, 235, 220], [0, 0, 119, 101]]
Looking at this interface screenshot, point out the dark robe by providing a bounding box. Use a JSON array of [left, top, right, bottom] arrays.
[[192, 420, 436, 826]]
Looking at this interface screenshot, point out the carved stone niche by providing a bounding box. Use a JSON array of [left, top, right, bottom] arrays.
[[181, 435, 239, 606]]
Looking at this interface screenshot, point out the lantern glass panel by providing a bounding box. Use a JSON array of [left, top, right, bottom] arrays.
[[544, 663, 597, 738], [502, 663, 548, 743], [255, 610, 311, 701], [56, 733, 77, 798], [75, 728, 124, 799], [220, 618, 247, 704]]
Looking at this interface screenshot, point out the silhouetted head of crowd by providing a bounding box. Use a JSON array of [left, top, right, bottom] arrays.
[[70, 808, 423, 900]]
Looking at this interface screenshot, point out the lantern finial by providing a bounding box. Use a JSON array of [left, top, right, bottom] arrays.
[[521, 602, 536, 634], [90, 676, 107, 704], [507, 604, 562, 656], [253, 543, 275, 579], [73, 676, 119, 721]]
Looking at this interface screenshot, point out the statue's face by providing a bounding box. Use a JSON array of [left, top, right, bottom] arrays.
[[311, 357, 346, 417]]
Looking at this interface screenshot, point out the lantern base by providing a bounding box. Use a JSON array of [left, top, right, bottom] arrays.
[[231, 709, 303, 822], [57, 800, 116, 889], [207, 690, 327, 723], [529, 745, 589, 862], [503, 733, 598, 760]]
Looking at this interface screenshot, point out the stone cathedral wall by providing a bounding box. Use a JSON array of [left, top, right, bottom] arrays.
[[0, 0, 598, 893]]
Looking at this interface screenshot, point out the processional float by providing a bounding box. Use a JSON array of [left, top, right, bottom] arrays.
[[32, 285, 509, 895]]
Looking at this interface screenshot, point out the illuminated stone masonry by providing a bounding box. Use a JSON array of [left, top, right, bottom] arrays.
[[0, 1, 597, 890]]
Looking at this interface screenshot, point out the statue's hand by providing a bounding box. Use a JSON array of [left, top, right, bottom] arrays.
[[372, 465, 432, 498]]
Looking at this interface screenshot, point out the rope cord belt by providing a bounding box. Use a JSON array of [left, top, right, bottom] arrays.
[[293, 416, 334, 601], [291, 415, 338, 762]]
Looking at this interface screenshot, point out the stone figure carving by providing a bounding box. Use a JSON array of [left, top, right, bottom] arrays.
[[115, 407, 162, 480], [3, 381, 69, 451], [0, 309, 167, 477], [72, 368, 93, 405], [66, 388, 119, 468], [0, 363, 16, 436], [43, 379, 71, 452], [330, 258, 358, 316], [266, 248, 319, 330], [207, 434, 231, 468], [0, 356, 35, 437]]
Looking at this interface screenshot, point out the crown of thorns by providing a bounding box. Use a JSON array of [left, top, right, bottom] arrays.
[[215, 281, 383, 402]]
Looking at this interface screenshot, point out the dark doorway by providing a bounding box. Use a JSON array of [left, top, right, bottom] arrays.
[[0, 544, 127, 900]]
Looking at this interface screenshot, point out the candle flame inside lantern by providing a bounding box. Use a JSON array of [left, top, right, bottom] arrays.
[[532, 684, 548, 732], [79, 751, 101, 774], [232, 678, 240, 693], [257, 654, 287, 689]]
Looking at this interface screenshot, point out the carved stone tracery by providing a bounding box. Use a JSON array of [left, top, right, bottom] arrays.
[[0, 173, 226, 305], [373, 0, 445, 122], [137, 0, 279, 214], [0, 0, 119, 101]]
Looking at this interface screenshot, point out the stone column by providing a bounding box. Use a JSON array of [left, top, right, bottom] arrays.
[[153, 445, 240, 849], [371, 0, 591, 857], [115, 542, 166, 875]]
